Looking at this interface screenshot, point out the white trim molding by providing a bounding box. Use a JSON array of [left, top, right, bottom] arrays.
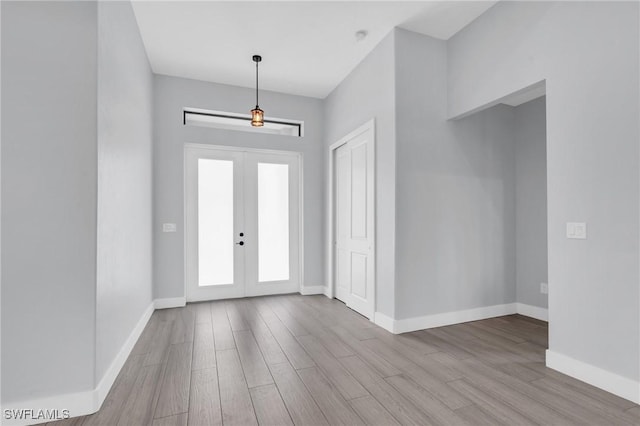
[[379, 303, 518, 334], [299, 286, 327, 296], [515, 303, 548, 321], [373, 302, 548, 334], [154, 297, 186, 309], [1, 301, 157, 426], [95, 302, 154, 405], [546, 350, 640, 404], [373, 312, 395, 333]]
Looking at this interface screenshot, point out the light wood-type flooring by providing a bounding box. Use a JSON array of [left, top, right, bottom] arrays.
[[47, 294, 639, 426]]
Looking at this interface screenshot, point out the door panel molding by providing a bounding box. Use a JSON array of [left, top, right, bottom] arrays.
[[328, 120, 376, 319]]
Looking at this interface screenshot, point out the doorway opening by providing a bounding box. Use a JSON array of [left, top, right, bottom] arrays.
[[185, 144, 302, 302]]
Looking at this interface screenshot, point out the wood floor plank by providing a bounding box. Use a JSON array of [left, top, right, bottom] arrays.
[[453, 361, 579, 425], [416, 329, 475, 360], [45, 417, 86, 426], [263, 297, 310, 337], [330, 325, 401, 377], [241, 307, 289, 366], [297, 367, 365, 425], [268, 361, 328, 425], [339, 355, 436, 426], [455, 403, 509, 426], [216, 349, 257, 426], [83, 354, 146, 426], [626, 406, 640, 419], [130, 314, 160, 356], [210, 301, 236, 350], [524, 361, 638, 411], [386, 375, 470, 425], [226, 300, 250, 331], [188, 368, 222, 426], [191, 321, 216, 371], [349, 395, 400, 426], [152, 413, 187, 426], [279, 298, 355, 358], [297, 334, 368, 400], [461, 357, 631, 425], [530, 377, 639, 425], [144, 318, 173, 366], [194, 302, 212, 324], [249, 384, 294, 426], [154, 342, 192, 419], [170, 306, 195, 344], [118, 363, 164, 426], [254, 299, 315, 369], [362, 338, 471, 410], [370, 327, 440, 355], [448, 378, 537, 426], [233, 329, 274, 388]]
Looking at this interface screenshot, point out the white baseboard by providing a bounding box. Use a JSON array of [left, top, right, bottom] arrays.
[[95, 302, 154, 406], [373, 312, 395, 333], [154, 296, 186, 309], [391, 303, 517, 334], [373, 302, 548, 334], [0, 389, 96, 426], [546, 350, 640, 404], [1, 300, 156, 426], [515, 302, 548, 321], [299, 285, 327, 296]]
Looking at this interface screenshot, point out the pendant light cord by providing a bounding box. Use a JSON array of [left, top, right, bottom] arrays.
[[255, 60, 259, 108]]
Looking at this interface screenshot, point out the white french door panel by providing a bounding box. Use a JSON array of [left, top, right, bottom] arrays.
[[244, 152, 300, 296], [185, 148, 245, 301], [185, 145, 300, 302], [333, 123, 375, 319]]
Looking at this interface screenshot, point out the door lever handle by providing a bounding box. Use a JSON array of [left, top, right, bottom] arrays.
[[236, 241, 244, 246]]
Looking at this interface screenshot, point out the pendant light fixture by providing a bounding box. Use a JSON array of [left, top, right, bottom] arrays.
[[251, 54, 264, 127]]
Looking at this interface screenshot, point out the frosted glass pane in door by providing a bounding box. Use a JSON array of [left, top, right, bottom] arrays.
[[198, 159, 234, 286], [258, 163, 290, 282]]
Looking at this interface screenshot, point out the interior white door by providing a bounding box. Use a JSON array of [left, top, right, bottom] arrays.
[[334, 125, 375, 319], [185, 145, 300, 302]]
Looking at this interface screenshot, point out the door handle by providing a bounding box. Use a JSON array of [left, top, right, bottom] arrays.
[[236, 241, 244, 246]]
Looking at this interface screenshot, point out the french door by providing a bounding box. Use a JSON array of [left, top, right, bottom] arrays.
[[185, 145, 300, 302]]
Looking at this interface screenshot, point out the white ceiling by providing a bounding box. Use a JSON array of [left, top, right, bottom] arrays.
[[131, 1, 497, 99]]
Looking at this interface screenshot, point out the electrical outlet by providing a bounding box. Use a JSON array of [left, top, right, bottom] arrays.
[[540, 283, 548, 294]]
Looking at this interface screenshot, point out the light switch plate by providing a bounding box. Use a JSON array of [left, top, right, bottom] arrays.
[[566, 222, 587, 239], [162, 223, 177, 233], [540, 283, 548, 294]]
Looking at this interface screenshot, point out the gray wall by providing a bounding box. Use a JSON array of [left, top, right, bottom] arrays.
[[515, 97, 547, 309], [393, 29, 516, 320], [449, 1, 639, 381], [96, 1, 154, 382], [153, 75, 325, 299], [324, 32, 397, 318], [1, 1, 98, 401]]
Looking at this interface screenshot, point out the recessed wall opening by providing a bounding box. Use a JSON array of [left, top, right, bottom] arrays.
[[183, 108, 304, 137]]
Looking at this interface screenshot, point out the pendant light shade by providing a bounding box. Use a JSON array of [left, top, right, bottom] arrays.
[[251, 107, 264, 127], [251, 55, 264, 127]]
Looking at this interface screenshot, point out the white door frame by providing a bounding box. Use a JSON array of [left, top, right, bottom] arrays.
[[327, 119, 376, 319], [184, 143, 304, 301]]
